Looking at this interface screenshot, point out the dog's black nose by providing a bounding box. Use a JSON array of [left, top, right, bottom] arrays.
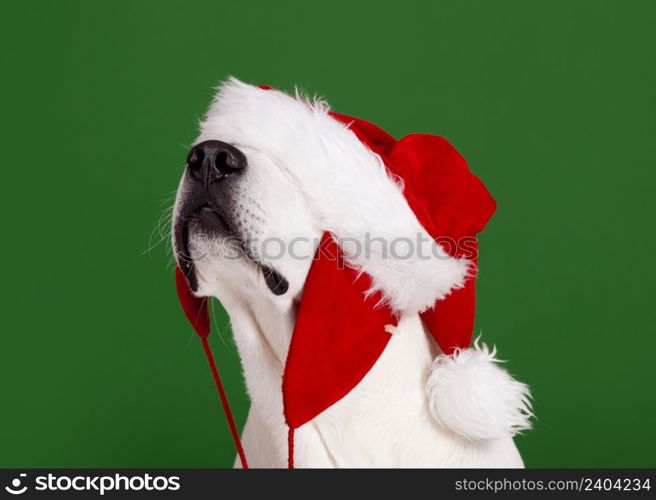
[[186, 140, 246, 185]]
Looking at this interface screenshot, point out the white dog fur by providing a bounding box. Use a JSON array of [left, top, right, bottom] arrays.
[[173, 78, 531, 468]]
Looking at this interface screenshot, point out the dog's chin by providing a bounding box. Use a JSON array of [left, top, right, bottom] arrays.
[[175, 205, 232, 292], [175, 206, 289, 297]]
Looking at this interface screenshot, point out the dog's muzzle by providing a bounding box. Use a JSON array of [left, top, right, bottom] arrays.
[[173, 140, 247, 291]]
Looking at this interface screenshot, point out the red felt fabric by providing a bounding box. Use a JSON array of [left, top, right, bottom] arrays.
[[283, 234, 396, 429], [175, 266, 210, 339]]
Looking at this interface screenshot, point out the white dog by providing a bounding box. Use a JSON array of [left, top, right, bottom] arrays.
[[172, 78, 532, 468]]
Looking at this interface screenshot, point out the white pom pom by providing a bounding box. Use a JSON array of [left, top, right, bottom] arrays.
[[426, 339, 533, 441]]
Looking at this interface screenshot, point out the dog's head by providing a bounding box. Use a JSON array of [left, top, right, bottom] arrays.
[[172, 79, 490, 316], [171, 78, 506, 433]]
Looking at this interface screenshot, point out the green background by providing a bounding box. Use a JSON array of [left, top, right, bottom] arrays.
[[1, 0, 654, 468]]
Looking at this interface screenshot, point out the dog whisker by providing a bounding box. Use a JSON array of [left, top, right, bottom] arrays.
[[143, 199, 176, 256]]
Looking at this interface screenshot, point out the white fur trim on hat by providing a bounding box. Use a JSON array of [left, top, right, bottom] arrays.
[[198, 78, 470, 315], [426, 339, 533, 441]]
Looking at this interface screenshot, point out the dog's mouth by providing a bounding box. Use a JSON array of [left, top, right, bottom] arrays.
[[190, 204, 230, 234], [175, 204, 229, 292], [175, 205, 289, 296]]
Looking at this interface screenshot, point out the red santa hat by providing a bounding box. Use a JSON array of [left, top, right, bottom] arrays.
[[175, 79, 532, 468]]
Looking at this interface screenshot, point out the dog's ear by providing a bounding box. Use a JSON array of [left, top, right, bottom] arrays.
[[175, 266, 210, 338], [282, 233, 396, 430]]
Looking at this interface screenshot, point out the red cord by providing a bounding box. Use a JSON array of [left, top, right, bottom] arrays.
[[200, 337, 249, 468], [288, 427, 295, 469]]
